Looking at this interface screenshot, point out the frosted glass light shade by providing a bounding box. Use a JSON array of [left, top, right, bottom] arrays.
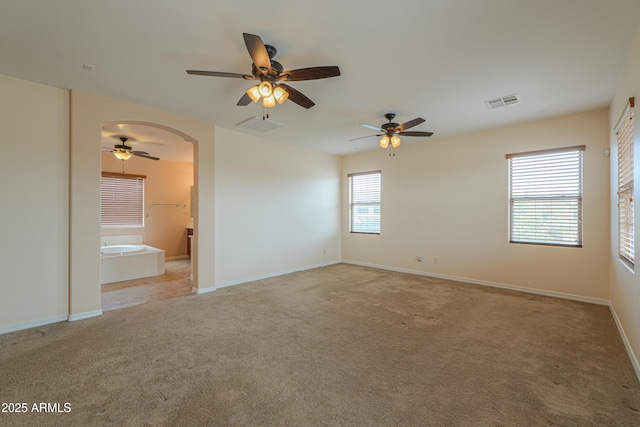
[[114, 150, 132, 160], [258, 81, 273, 97], [391, 135, 401, 148], [247, 85, 261, 102], [273, 86, 289, 104], [262, 95, 276, 108], [379, 135, 390, 148]]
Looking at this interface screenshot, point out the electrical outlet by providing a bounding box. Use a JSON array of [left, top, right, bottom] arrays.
[[305, 251, 309, 257], [416, 255, 423, 262], [323, 249, 326, 255], [433, 257, 439, 264]]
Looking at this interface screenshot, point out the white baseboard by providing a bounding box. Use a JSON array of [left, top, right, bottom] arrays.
[[208, 261, 341, 291], [0, 314, 68, 335], [342, 260, 609, 306], [193, 285, 216, 294], [609, 304, 640, 382], [68, 309, 103, 322]]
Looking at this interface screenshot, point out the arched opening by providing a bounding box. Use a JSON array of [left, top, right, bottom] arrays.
[[68, 90, 215, 322]]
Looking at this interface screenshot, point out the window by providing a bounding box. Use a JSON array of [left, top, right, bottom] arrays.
[[507, 146, 585, 247], [616, 97, 635, 266], [101, 172, 145, 227], [349, 171, 381, 234]]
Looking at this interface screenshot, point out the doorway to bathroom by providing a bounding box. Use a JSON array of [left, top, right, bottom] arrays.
[[100, 121, 196, 311], [101, 259, 192, 311]]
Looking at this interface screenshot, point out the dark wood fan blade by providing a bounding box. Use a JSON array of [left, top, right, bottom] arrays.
[[280, 66, 341, 81], [360, 123, 383, 132], [134, 152, 160, 161], [349, 134, 383, 141], [186, 70, 252, 79], [398, 131, 434, 137], [101, 146, 114, 152], [243, 33, 271, 72], [132, 150, 150, 155], [237, 92, 252, 106], [279, 84, 315, 109], [397, 117, 425, 131]]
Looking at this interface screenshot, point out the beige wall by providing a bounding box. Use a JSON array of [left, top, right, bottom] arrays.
[[214, 127, 342, 287], [609, 24, 640, 376], [0, 74, 69, 332], [343, 109, 610, 302], [101, 153, 193, 258], [70, 90, 214, 319]]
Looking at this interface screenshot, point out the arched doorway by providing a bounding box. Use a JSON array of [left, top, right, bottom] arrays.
[[68, 90, 215, 322]]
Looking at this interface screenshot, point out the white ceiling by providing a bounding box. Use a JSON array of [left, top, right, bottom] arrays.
[[1, 0, 639, 159]]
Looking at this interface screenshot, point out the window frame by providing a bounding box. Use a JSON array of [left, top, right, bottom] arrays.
[[348, 170, 381, 235], [506, 145, 585, 248], [616, 97, 635, 267], [101, 172, 146, 228]]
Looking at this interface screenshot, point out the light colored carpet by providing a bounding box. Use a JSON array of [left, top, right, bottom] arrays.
[[1, 263, 639, 426]]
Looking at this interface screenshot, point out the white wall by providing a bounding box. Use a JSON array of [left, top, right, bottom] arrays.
[[214, 127, 341, 287], [609, 24, 640, 376], [343, 109, 610, 302], [0, 74, 69, 332]]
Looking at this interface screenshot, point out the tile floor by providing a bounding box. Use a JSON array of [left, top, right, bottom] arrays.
[[101, 259, 192, 311]]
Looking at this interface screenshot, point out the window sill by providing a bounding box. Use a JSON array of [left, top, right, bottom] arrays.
[[619, 258, 635, 274]]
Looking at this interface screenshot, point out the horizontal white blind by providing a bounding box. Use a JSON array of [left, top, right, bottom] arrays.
[[349, 171, 381, 234], [617, 99, 634, 265], [508, 147, 584, 246], [101, 174, 144, 227]]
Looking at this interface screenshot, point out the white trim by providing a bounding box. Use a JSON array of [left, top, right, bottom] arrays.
[[0, 315, 68, 335], [342, 260, 609, 306], [193, 285, 216, 295], [67, 309, 103, 322], [213, 261, 341, 290], [614, 98, 633, 133], [609, 304, 640, 382]]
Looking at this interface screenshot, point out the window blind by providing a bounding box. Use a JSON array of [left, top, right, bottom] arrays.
[[101, 173, 145, 227], [617, 97, 634, 265], [507, 146, 584, 247], [349, 171, 381, 234]]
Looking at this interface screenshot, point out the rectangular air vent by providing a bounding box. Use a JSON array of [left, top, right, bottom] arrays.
[[485, 93, 520, 110], [236, 116, 285, 132]]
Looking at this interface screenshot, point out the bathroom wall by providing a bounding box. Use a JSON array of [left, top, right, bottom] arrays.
[[101, 153, 193, 258], [342, 108, 611, 302], [0, 74, 69, 332]]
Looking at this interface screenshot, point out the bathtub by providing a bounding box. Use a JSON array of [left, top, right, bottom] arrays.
[[100, 244, 165, 284]]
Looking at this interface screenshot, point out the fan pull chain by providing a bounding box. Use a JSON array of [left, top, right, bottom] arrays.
[[121, 159, 125, 174], [262, 106, 270, 121]]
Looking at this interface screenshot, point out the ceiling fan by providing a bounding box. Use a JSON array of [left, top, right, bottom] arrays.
[[186, 33, 340, 109], [102, 137, 160, 161], [351, 113, 434, 149]]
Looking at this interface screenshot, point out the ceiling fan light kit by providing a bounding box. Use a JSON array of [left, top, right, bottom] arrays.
[[187, 33, 340, 112], [352, 113, 434, 152], [113, 146, 133, 160], [103, 137, 160, 161]]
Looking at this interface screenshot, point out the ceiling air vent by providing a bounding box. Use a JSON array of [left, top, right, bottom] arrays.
[[236, 116, 285, 133], [485, 93, 520, 110]]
